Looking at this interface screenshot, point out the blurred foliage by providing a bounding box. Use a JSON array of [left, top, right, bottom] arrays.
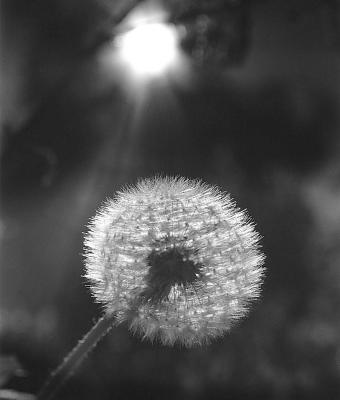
[[1, 0, 340, 399]]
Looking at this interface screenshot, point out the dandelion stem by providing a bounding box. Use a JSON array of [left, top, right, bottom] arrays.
[[37, 313, 116, 400]]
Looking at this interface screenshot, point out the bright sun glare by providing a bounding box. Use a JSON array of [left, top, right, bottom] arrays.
[[117, 23, 179, 77]]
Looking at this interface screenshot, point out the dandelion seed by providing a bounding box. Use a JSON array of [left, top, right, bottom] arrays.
[[84, 176, 265, 347]]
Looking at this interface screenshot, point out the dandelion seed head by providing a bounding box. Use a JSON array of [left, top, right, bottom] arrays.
[[84, 177, 265, 346]]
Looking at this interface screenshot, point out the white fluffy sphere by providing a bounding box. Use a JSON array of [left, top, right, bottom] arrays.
[[84, 177, 265, 346]]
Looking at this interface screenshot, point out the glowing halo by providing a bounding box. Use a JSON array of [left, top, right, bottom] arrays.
[[116, 22, 179, 77]]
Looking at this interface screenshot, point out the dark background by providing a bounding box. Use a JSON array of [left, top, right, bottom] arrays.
[[1, 0, 340, 399]]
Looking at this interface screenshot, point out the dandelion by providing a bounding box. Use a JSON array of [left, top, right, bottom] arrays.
[[85, 176, 265, 346], [37, 176, 265, 400]]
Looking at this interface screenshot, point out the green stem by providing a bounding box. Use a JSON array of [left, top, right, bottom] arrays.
[[37, 313, 116, 400]]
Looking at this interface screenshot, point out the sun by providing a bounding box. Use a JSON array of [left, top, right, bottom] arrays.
[[116, 22, 179, 77]]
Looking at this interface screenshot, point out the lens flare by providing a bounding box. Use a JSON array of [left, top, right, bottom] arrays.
[[116, 23, 179, 76]]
